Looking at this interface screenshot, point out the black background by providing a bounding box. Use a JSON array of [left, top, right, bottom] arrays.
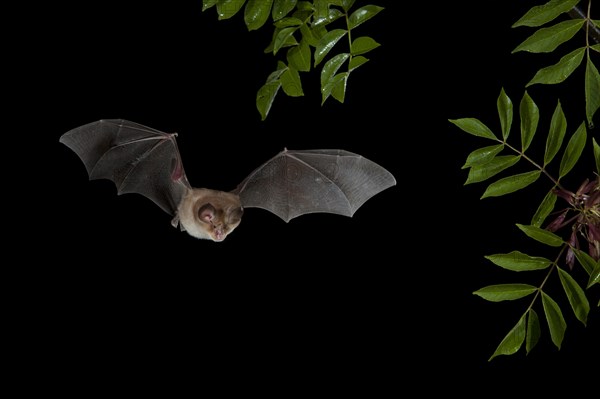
[[19, 0, 599, 394]]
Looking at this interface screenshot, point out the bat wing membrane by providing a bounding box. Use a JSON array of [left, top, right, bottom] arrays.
[[234, 149, 396, 222], [60, 119, 190, 216]]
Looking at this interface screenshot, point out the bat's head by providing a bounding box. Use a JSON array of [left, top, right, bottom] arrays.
[[193, 202, 243, 241], [177, 188, 244, 242]]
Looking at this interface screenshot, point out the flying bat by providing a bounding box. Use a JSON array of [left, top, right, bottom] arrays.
[[59, 119, 396, 241]]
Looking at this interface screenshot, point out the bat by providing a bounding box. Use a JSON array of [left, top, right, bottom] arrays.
[[60, 119, 396, 241]]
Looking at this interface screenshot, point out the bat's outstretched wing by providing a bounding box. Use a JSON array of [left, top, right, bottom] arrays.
[[59, 119, 191, 216], [232, 149, 396, 222]]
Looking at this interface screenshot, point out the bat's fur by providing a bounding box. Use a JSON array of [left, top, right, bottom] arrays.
[[176, 188, 243, 242]]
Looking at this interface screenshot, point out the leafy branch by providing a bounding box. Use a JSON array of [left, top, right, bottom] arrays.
[[511, 0, 600, 126], [202, 0, 383, 120], [449, 0, 599, 360]]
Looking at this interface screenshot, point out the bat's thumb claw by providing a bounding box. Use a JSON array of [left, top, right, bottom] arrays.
[[171, 214, 181, 229]]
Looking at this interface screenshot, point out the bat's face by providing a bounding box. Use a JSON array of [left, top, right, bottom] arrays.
[[177, 188, 244, 242], [193, 202, 244, 241]]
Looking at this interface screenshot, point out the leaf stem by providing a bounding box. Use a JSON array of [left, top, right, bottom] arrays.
[[499, 139, 564, 190], [345, 11, 353, 67], [568, 2, 600, 44], [525, 245, 567, 313]]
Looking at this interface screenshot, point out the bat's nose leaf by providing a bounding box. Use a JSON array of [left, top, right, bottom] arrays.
[[237, 149, 396, 222]]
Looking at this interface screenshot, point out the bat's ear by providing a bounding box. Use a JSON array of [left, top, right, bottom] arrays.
[[198, 203, 216, 223]]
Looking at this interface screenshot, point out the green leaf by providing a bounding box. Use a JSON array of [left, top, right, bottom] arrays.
[[572, 248, 598, 276], [557, 267, 590, 326], [544, 100, 567, 165], [256, 62, 287, 120], [341, 0, 356, 12], [473, 284, 537, 302], [485, 251, 552, 271], [351, 36, 380, 56], [312, 1, 344, 26], [217, 0, 246, 20], [531, 189, 557, 227], [481, 170, 541, 199], [497, 88, 513, 140], [541, 291, 566, 349], [465, 155, 520, 185], [244, 0, 273, 30], [322, 73, 348, 103], [516, 223, 563, 246], [295, 1, 312, 11], [527, 47, 585, 86], [313, 0, 329, 25], [348, 55, 368, 71], [274, 26, 299, 54], [330, 8, 345, 24], [461, 144, 504, 169], [299, 23, 320, 47], [256, 81, 281, 121], [320, 53, 349, 83], [592, 43, 600, 53], [520, 91, 539, 152], [512, 19, 585, 53], [280, 65, 303, 96], [558, 122, 586, 178], [488, 314, 526, 361], [588, 261, 600, 289], [287, 40, 311, 71], [265, 61, 288, 83], [274, 16, 303, 28], [585, 55, 600, 126], [526, 309, 540, 354], [311, 22, 327, 38], [330, 72, 348, 103], [321, 53, 350, 104], [202, 0, 218, 11], [594, 138, 600, 174], [512, 0, 581, 27], [272, 0, 297, 21], [314, 29, 347, 66], [348, 5, 384, 30], [266, 25, 299, 53], [448, 118, 497, 140]]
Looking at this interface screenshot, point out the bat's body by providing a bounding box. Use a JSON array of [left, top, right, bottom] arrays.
[[175, 188, 243, 241], [60, 119, 396, 241]]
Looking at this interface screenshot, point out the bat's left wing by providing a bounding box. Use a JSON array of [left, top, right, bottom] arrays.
[[232, 149, 396, 222]]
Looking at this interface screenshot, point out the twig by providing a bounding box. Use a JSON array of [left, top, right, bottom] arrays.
[[568, 5, 600, 44]]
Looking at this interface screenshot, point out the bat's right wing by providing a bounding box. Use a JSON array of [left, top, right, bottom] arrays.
[[60, 119, 191, 216]]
